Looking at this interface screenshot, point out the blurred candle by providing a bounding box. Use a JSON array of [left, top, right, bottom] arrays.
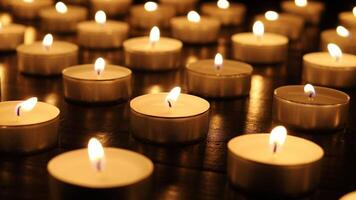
[[320, 26, 356, 55], [159, 0, 197, 15], [10, 0, 53, 20], [281, 0, 324, 25], [339, 6, 356, 29], [90, 0, 132, 17], [0, 22, 26, 51]]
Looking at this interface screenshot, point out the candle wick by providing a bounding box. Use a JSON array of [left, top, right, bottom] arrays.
[[16, 105, 21, 117], [168, 100, 172, 108], [150, 41, 156, 49], [96, 160, 102, 172], [97, 70, 101, 76], [273, 142, 277, 154], [215, 64, 221, 71]]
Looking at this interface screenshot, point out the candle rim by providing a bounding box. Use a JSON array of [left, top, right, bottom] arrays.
[[304, 52, 356, 68], [232, 32, 289, 46], [17, 41, 78, 55], [123, 36, 183, 53]]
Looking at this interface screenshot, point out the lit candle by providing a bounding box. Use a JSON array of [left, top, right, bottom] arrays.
[[228, 126, 324, 196], [10, 0, 53, 20], [123, 26, 182, 71], [303, 43, 356, 87], [17, 33, 78, 76], [339, 6, 356, 29], [62, 57, 132, 103], [159, 0, 197, 15], [0, 21, 26, 51], [130, 87, 210, 143], [90, 0, 132, 17], [77, 10, 129, 49], [232, 21, 289, 63], [340, 191, 356, 200], [201, 0, 246, 26], [281, 0, 324, 25], [39, 1, 87, 33], [273, 84, 349, 130], [171, 11, 221, 44], [48, 138, 153, 199], [186, 53, 253, 98], [320, 26, 356, 55], [0, 97, 60, 153], [130, 1, 175, 29]]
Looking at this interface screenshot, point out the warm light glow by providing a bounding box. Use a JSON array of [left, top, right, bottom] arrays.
[[217, 0, 230, 9], [88, 138, 105, 172], [253, 20, 264, 38], [55, 2, 68, 14], [336, 26, 350, 37], [42, 34, 53, 50], [144, 1, 158, 12], [304, 84, 316, 98], [23, 0, 34, 3], [265, 11, 279, 21], [95, 10, 106, 24], [94, 57, 105, 76], [15, 97, 38, 117], [165, 87, 181, 108], [327, 43, 343, 62], [149, 26, 160, 46], [187, 11, 201, 23], [214, 53, 223, 70], [0, 22, 2, 30], [295, 0, 307, 7], [353, 7, 356, 16], [269, 126, 287, 154]]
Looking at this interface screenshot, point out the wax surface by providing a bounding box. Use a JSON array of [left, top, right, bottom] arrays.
[[231, 33, 288, 46], [274, 85, 349, 105], [202, 2, 245, 14], [130, 93, 210, 118], [12, 0, 52, 7], [171, 17, 220, 29], [304, 52, 356, 68], [40, 6, 87, 19], [187, 59, 252, 76], [282, 1, 324, 13], [0, 24, 25, 34], [339, 12, 356, 23], [78, 20, 128, 32], [63, 65, 131, 81], [228, 134, 324, 166], [0, 101, 59, 126], [48, 148, 153, 188], [17, 41, 78, 55], [124, 37, 182, 52]]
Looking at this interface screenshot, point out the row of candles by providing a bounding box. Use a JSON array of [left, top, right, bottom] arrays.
[[1, 0, 356, 199]]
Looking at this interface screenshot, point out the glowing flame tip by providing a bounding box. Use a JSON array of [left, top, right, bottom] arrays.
[[217, 0, 230, 9], [42, 34, 53, 49], [187, 11, 201, 23], [165, 87, 181, 108], [55, 2, 68, 14], [95, 10, 106, 24], [144, 1, 158, 12], [253, 20, 264, 38], [265, 11, 279, 21], [327, 43, 343, 62], [88, 138, 105, 172], [94, 57, 105, 75], [269, 126, 287, 154], [15, 97, 38, 117], [304, 84, 316, 98]]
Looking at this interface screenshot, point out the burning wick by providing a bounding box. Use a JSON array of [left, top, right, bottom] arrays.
[[88, 137, 105, 172], [304, 84, 316, 99], [15, 97, 38, 117], [269, 126, 287, 154], [165, 87, 181, 108], [94, 57, 105, 76], [214, 53, 223, 71]]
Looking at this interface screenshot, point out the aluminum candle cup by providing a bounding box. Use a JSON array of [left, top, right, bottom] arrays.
[[10, 0, 53, 20], [186, 59, 253, 98], [62, 65, 132, 103], [39, 5, 87, 33], [90, 0, 132, 17], [0, 24, 25, 51], [281, 1, 324, 25], [0, 101, 60, 153], [130, 93, 210, 144], [159, 0, 197, 15], [273, 85, 349, 130], [339, 11, 356, 29], [228, 134, 324, 197], [48, 148, 153, 200], [130, 4, 175, 29], [320, 29, 356, 55], [17, 41, 78, 76], [201, 2, 246, 26], [123, 37, 182, 71]]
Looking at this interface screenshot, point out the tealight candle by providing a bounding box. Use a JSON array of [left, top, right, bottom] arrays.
[[130, 1, 175, 29], [201, 0, 246, 26], [320, 26, 356, 55], [63, 57, 132, 103], [123, 26, 182, 71], [17, 34, 78, 76], [90, 0, 132, 17], [232, 21, 289, 64], [339, 7, 356, 29], [228, 126, 324, 196], [0, 22, 26, 51], [159, 0, 197, 15], [130, 87, 210, 144], [10, 0, 53, 20], [0, 97, 60, 153], [48, 138, 153, 199], [303, 43, 356, 87], [171, 11, 221, 44], [341, 191, 356, 200], [39, 1, 87, 33], [77, 10, 129, 49], [281, 0, 324, 25], [273, 84, 349, 130], [255, 11, 305, 41], [186, 53, 253, 98]]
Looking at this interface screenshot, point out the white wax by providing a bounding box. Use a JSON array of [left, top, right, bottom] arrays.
[[232, 33, 288, 46], [341, 191, 356, 200], [186, 60, 253, 76], [201, 2, 246, 26], [48, 148, 153, 188], [63, 64, 131, 81], [77, 20, 128, 34], [123, 37, 182, 53], [17, 41, 78, 56], [281, 1, 324, 24], [130, 93, 210, 118], [228, 134, 323, 166], [304, 52, 356, 68], [0, 101, 59, 126], [39, 6, 87, 20]]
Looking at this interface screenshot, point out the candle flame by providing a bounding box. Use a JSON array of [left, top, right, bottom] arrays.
[[214, 53, 223, 70], [94, 57, 105, 76], [55, 2, 68, 14], [144, 1, 158, 12], [165, 87, 181, 108], [304, 84, 316, 98], [353, 7, 356, 16], [88, 138, 105, 172], [149, 26, 160, 47], [269, 126, 287, 154], [327, 43, 343, 62], [187, 11, 201, 23], [265, 11, 279, 21], [217, 0, 230, 9], [0, 22, 2, 30], [23, 0, 33, 3], [336, 26, 350, 37], [15, 97, 38, 117], [42, 33, 53, 50], [95, 10, 106, 24], [295, 0, 307, 7], [253, 20, 264, 38]]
